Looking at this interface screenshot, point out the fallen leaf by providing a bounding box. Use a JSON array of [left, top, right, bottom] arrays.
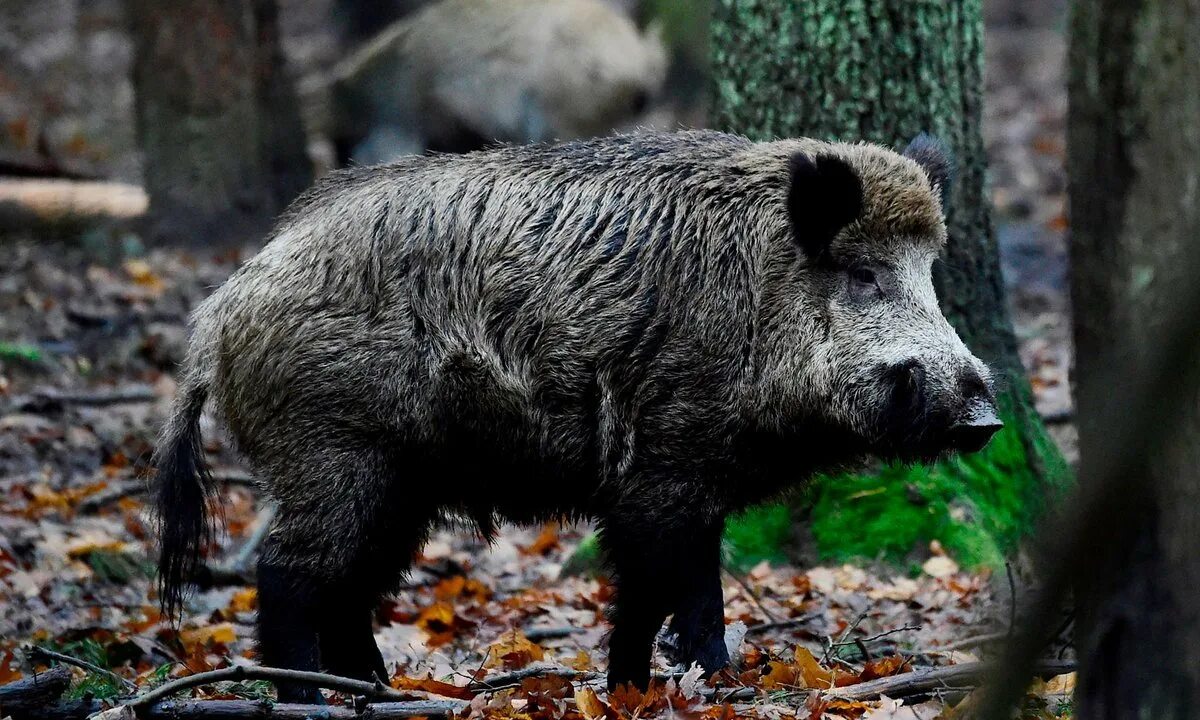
[[575, 686, 608, 719], [392, 673, 475, 700], [860, 655, 912, 682], [180, 622, 236, 647], [522, 524, 560, 555], [415, 602, 462, 647], [484, 630, 544, 670], [922, 555, 959, 579], [228, 588, 257, 613]]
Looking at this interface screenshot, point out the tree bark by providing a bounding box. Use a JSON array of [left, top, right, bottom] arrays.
[[1068, 0, 1200, 717], [711, 0, 1067, 554], [253, 0, 313, 210], [127, 0, 311, 242]]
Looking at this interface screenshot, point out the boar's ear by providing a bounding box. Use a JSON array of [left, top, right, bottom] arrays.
[[787, 153, 863, 259], [903, 133, 954, 208]]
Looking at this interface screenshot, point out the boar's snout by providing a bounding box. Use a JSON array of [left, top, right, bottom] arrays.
[[944, 370, 1003, 453], [881, 361, 1002, 457]]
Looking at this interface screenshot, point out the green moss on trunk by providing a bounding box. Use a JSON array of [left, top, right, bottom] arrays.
[[712, 0, 1069, 567]]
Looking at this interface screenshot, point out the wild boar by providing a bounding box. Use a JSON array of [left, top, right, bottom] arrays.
[[155, 130, 1001, 700], [324, 0, 668, 163]]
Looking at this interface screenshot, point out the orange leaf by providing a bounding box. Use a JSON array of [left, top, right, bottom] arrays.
[[759, 660, 800, 689], [392, 674, 475, 700], [180, 622, 236, 647], [432, 575, 491, 602], [0, 650, 22, 683], [416, 602, 460, 647], [860, 655, 911, 682], [575, 686, 608, 719], [521, 524, 560, 555], [484, 630, 545, 670], [569, 649, 592, 671], [794, 647, 835, 688], [228, 588, 257, 613]]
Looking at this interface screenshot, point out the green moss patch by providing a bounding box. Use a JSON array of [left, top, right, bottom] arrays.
[[723, 395, 1071, 569]]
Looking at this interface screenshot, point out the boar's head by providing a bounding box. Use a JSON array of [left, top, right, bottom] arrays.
[[757, 135, 1002, 463]]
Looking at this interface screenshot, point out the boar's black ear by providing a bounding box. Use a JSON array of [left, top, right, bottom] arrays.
[[788, 153, 863, 259], [903, 133, 954, 207]]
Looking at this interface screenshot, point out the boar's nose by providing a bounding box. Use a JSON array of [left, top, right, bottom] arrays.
[[946, 371, 1003, 453]]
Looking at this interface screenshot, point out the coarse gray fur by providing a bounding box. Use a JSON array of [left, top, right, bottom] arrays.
[[155, 129, 997, 694]]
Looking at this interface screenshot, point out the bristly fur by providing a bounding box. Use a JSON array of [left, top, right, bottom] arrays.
[[902, 133, 955, 207], [155, 129, 994, 694]]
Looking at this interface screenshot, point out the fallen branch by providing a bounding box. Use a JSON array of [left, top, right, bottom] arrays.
[[832, 625, 922, 650], [137, 699, 466, 720], [467, 663, 604, 691], [129, 665, 416, 708], [521, 626, 585, 641], [822, 659, 1076, 702], [722, 567, 781, 624], [27, 646, 137, 693], [10, 386, 158, 413], [744, 615, 818, 637], [79, 470, 259, 513], [934, 631, 1010, 652]]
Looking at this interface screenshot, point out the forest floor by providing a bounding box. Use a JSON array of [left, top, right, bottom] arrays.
[[0, 10, 1076, 720]]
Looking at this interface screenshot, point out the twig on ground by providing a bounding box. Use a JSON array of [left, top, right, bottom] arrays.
[[78, 470, 259, 513], [10, 386, 158, 413], [822, 659, 1076, 702], [721, 566, 781, 624], [822, 611, 868, 665], [466, 663, 604, 692], [522, 626, 585, 641], [744, 615, 818, 637], [831, 625, 922, 649], [129, 665, 415, 708], [933, 631, 1009, 652], [132, 699, 467, 720], [211, 503, 278, 576], [26, 646, 137, 693]]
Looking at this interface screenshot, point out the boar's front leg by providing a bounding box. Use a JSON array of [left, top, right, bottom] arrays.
[[659, 524, 730, 673], [601, 511, 729, 690]]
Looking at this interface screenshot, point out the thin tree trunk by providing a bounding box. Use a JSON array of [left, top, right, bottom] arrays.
[[253, 0, 313, 210], [128, 0, 310, 241], [128, 0, 267, 240], [711, 1, 1067, 556], [1069, 0, 1200, 716]]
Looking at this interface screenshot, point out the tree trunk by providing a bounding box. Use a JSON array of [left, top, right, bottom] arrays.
[[128, 0, 310, 241], [711, 1, 1067, 562], [253, 0, 314, 210], [1069, 0, 1200, 716]]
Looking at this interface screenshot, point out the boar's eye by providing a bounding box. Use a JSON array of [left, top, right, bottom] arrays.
[[850, 266, 876, 285], [848, 265, 883, 299]]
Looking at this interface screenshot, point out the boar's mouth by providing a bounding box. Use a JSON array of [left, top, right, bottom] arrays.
[[867, 362, 1004, 462]]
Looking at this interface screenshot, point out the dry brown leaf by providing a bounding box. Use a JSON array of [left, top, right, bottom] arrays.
[[180, 622, 236, 647], [574, 687, 607, 720], [521, 524, 560, 555], [484, 630, 545, 670], [228, 588, 257, 613]]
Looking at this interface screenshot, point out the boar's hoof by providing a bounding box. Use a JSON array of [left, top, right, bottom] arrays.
[[658, 629, 731, 674]]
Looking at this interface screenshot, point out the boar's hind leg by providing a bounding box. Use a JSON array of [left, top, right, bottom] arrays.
[[318, 605, 388, 684], [660, 524, 729, 673], [255, 450, 418, 702], [257, 540, 325, 704], [601, 514, 729, 691]]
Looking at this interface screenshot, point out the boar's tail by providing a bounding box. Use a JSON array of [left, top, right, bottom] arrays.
[[153, 364, 215, 620]]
